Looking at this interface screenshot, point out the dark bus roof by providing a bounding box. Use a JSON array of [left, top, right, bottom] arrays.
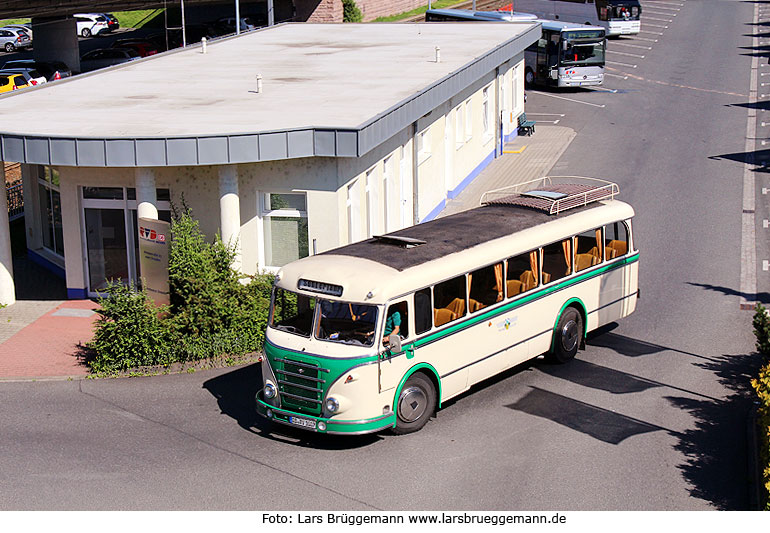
[[323, 203, 593, 272]]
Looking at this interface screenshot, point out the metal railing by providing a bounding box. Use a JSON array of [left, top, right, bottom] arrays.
[[6, 181, 23, 221]]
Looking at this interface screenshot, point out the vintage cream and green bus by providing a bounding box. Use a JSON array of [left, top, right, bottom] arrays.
[[255, 178, 639, 435]]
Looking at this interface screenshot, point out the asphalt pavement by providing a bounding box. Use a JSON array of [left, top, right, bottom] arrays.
[[0, 0, 764, 511]]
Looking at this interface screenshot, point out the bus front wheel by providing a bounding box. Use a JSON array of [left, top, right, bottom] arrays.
[[525, 68, 534, 86], [392, 372, 436, 434], [547, 307, 582, 364]]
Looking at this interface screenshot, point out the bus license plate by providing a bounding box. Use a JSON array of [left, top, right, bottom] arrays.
[[289, 416, 317, 430]]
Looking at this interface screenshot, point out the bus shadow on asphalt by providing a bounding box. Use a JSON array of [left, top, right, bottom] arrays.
[[505, 386, 663, 445], [202, 362, 381, 449]]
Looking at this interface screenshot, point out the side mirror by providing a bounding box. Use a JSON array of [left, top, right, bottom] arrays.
[[388, 334, 402, 353]]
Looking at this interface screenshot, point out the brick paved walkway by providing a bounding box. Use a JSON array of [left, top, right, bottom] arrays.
[[0, 299, 97, 380]]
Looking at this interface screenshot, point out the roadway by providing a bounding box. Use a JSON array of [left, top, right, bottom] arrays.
[[0, 0, 762, 511]]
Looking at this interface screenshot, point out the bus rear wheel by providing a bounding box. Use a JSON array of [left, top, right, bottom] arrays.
[[547, 307, 582, 364], [525, 67, 534, 86], [392, 372, 436, 434]]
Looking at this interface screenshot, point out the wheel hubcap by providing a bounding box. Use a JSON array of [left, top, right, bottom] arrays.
[[561, 320, 579, 352], [398, 385, 427, 423]]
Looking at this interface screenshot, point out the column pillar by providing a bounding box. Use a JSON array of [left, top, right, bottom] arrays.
[[136, 168, 158, 220], [31, 17, 80, 74], [218, 165, 242, 272], [0, 163, 16, 306]]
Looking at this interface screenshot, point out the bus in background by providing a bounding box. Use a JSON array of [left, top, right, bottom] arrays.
[[525, 19, 605, 87], [255, 178, 639, 435], [501, 0, 641, 36], [425, 9, 606, 88]]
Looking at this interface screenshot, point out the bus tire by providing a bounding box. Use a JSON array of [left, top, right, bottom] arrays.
[[547, 307, 582, 364], [392, 372, 436, 434], [81, 28, 91, 38], [525, 67, 534, 86]]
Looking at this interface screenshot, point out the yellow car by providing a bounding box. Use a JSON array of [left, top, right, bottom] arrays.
[[0, 73, 29, 93]]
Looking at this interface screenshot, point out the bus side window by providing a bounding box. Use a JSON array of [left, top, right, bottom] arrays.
[[605, 221, 629, 259], [433, 275, 467, 327], [384, 301, 408, 341], [414, 288, 432, 335], [469, 262, 504, 312], [542, 238, 572, 282], [506, 250, 539, 297], [575, 228, 603, 272]]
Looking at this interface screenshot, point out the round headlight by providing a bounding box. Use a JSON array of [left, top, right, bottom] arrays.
[[326, 397, 339, 413], [318, 422, 327, 431], [264, 382, 277, 399], [266, 409, 273, 418]]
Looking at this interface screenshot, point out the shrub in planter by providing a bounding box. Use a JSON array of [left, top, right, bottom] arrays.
[[87, 282, 172, 372]]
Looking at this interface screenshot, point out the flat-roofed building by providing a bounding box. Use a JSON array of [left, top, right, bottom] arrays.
[[0, 21, 539, 303]]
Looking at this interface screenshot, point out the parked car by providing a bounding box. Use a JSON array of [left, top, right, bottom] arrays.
[[0, 72, 28, 93], [79, 47, 140, 72], [1, 59, 72, 81], [0, 27, 32, 52], [0, 68, 47, 86], [101, 13, 120, 33], [214, 16, 258, 34], [74, 13, 109, 38], [2, 24, 32, 39], [110, 39, 159, 57], [147, 24, 219, 50]]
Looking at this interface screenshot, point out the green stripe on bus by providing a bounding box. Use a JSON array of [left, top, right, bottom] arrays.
[[410, 253, 638, 350]]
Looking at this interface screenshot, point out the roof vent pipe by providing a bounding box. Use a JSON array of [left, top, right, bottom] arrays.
[[201, 37, 207, 54], [435, 46, 441, 63], [256, 74, 263, 93]]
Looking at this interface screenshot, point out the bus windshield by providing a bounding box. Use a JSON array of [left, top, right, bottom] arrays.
[[317, 300, 379, 347], [269, 287, 379, 347], [270, 288, 316, 337], [561, 38, 605, 67]]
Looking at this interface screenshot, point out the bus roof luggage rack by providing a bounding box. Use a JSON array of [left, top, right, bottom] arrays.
[[480, 176, 620, 215]]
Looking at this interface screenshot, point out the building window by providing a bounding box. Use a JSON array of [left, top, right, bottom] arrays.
[[347, 179, 363, 243], [365, 168, 380, 238], [38, 166, 64, 257], [261, 192, 309, 268], [482, 85, 492, 141], [417, 126, 431, 164], [455, 104, 464, 148], [464, 99, 473, 140]]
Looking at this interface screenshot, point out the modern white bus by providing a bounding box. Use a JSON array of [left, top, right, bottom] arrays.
[[507, 0, 641, 36], [256, 178, 639, 435], [426, 9, 606, 88]]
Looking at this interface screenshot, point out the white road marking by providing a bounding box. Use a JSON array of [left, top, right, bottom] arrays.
[[764, 260, 769, 272], [642, 23, 669, 29], [764, 220, 769, 229], [628, 36, 659, 42], [642, 1, 684, 6], [589, 86, 618, 93], [606, 60, 638, 68], [526, 113, 566, 116], [536, 120, 561, 124], [639, 30, 665, 35], [608, 50, 646, 58], [528, 91, 606, 108], [605, 72, 629, 80], [642, 16, 673, 22], [610, 42, 653, 50]]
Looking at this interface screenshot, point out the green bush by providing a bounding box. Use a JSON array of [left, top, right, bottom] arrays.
[[343, 0, 363, 22], [753, 304, 770, 509], [87, 204, 274, 374], [88, 283, 171, 372]]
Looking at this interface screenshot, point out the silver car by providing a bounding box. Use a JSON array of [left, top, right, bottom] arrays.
[[0, 27, 31, 53]]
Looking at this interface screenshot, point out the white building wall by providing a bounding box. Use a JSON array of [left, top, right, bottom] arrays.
[[22, 57, 527, 294]]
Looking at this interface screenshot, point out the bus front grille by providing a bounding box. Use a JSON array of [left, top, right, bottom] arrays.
[[275, 358, 328, 415]]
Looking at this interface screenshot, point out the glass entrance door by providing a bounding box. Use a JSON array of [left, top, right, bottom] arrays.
[[81, 186, 171, 296], [84, 208, 129, 293]]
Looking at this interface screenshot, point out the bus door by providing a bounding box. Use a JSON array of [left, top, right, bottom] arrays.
[[378, 299, 413, 394], [539, 30, 561, 85]]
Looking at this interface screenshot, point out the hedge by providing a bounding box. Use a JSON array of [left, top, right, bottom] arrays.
[[752, 304, 770, 509], [87, 205, 273, 374]]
